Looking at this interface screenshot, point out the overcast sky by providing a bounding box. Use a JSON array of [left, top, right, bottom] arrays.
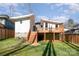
[[0, 3, 79, 23]]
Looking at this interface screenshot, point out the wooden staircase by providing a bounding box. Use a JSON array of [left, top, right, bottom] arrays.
[[28, 32, 38, 46]]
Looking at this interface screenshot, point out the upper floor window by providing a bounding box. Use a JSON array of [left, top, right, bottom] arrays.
[[56, 24, 58, 28], [45, 22, 47, 28]]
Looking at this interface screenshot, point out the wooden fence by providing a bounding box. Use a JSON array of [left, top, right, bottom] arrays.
[[0, 28, 14, 40], [65, 34, 79, 44]]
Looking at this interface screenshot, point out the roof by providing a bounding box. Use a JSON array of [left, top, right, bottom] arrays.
[[0, 15, 9, 19], [65, 28, 79, 34], [64, 29, 69, 31], [10, 14, 34, 20], [73, 24, 79, 27], [0, 15, 14, 24], [41, 18, 63, 24]]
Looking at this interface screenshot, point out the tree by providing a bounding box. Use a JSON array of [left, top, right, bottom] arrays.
[[65, 19, 75, 29], [67, 19, 75, 28]]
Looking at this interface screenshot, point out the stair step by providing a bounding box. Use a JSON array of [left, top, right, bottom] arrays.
[[28, 32, 37, 43]]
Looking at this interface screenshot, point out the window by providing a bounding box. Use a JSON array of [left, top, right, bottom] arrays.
[[41, 25, 43, 27], [56, 24, 58, 28], [45, 22, 47, 28], [20, 20, 22, 24]]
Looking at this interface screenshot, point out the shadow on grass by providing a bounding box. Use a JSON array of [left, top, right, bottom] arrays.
[[42, 41, 56, 56], [51, 42, 56, 56], [42, 41, 50, 56], [4, 44, 30, 56], [64, 41, 79, 51], [0, 38, 12, 41], [0, 44, 29, 56], [0, 40, 30, 56]]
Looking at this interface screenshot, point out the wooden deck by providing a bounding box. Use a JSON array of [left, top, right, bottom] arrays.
[[37, 29, 64, 33]]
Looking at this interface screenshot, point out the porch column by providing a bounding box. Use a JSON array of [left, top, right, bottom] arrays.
[[53, 33, 55, 41], [43, 22, 46, 30], [44, 33, 46, 42], [48, 23, 50, 30], [63, 33, 65, 41], [59, 33, 62, 41]]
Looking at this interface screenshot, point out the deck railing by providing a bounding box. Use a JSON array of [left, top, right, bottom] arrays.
[[37, 27, 64, 33]]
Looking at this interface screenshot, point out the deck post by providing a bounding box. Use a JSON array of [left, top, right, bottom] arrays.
[[60, 33, 64, 41], [59, 33, 62, 41], [53, 33, 55, 41], [63, 33, 65, 41], [43, 22, 46, 30], [44, 33, 46, 42]]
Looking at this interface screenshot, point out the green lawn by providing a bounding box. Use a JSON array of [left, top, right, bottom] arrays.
[[0, 38, 24, 56], [8, 41, 48, 56], [53, 41, 79, 56], [7, 41, 79, 56], [0, 38, 79, 56], [0, 38, 20, 49]]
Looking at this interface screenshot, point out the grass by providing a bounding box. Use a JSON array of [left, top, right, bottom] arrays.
[[53, 41, 79, 56], [8, 41, 48, 56], [0, 38, 79, 56], [6, 41, 79, 56], [0, 38, 24, 56], [0, 38, 20, 49]]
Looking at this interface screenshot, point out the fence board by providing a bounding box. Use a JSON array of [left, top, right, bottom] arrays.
[[0, 28, 14, 40], [65, 34, 79, 45]]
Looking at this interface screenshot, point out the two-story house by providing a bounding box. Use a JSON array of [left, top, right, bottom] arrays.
[[36, 18, 64, 42]]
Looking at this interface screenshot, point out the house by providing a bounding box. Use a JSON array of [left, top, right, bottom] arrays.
[[0, 15, 14, 29], [10, 15, 64, 46], [0, 15, 15, 40], [65, 24, 79, 34], [73, 24, 79, 29], [35, 18, 64, 42], [0, 23, 5, 28], [10, 14, 35, 39]]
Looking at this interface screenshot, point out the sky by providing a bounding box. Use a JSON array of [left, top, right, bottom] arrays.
[[0, 3, 79, 23]]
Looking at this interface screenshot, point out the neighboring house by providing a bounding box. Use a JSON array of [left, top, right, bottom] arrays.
[[10, 14, 35, 39], [0, 15, 14, 29], [0, 15, 15, 40], [65, 24, 79, 34], [0, 23, 5, 28]]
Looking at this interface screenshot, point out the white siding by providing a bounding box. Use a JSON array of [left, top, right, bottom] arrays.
[[0, 19, 5, 25], [15, 20, 30, 38], [43, 22, 46, 30], [51, 24, 55, 29], [47, 23, 56, 29]]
